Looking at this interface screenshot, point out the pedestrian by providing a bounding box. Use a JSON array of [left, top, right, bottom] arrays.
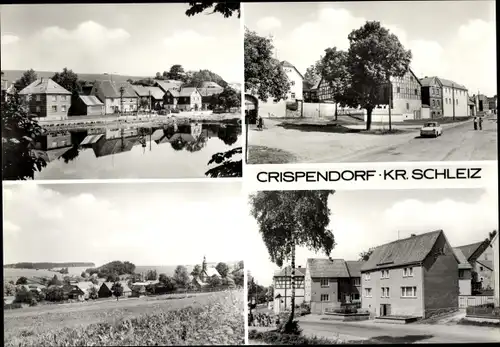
[[257, 115, 263, 131], [479, 116, 483, 130], [473, 116, 478, 130]]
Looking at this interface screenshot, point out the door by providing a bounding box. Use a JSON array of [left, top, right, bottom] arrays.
[[380, 304, 391, 316]]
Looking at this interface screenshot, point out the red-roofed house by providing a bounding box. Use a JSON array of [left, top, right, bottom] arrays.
[[18, 78, 72, 120], [273, 265, 306, 314], [305, 258, 363, 314], [361, 230, 459, 319]]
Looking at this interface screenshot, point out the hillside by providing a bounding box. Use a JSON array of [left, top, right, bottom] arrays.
[[4, 262, 95, 269], [1, 70, 150, 85], [135, 260, 242, 277]]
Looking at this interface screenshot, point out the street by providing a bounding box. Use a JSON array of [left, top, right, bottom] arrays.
[[297, 316, 500, 343], [248, 116, 497, 164]]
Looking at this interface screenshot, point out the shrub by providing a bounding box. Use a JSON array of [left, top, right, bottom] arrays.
[[4, 303, 23, 310], [286, 101, 298, 111], [249, 329, 339, 345]]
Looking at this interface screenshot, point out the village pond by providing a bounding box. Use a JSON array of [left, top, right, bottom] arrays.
[[22, 122, 241, 179]]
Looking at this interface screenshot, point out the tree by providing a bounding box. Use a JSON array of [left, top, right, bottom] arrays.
[[111, 282, 124, 300], [45, 286, 64, 301], [168, 64, 186, 81], [173, 265, 190, 289], [16, 277, 28, 285], [217, 126, 239, 146], [52, 68, 80, 94], [207, 275, 222, 288], [224, 276, 236, 289], [2, 93, 47, 180], [318, 47, 350, 119], [48, 275, 62, 287], [146, 269, 158, 281], [489, 230, 497, 241], [215, 262, 230, 278], [155, 72, 162, 80], [249, 191, 336, 332], [191, 264, 202, 278], [359, 248, 374, 261], [81, 271, 87, 278], [4, 282, 16, 296], [59, 267, 69, 274], [218, 86, 240, 112], [90, 277, 99, 285], [187, 69, 228, 88], [88, 285, 98, 300], [346, 21, 412, 130], [14, 69, 37, 91], [158, 274, 177, 292], [205, 146, 242, 178], [303, 63, 321, 87], [14, 286, 34, 304], [244, 29, 290, 102], [185, 135, 208, 153], [185, 1, 240, 18], [106, 273, 120, 283]]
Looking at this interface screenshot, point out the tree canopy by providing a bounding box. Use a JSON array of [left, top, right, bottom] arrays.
[[14, 69, 37, 91], [249, 191, 336, 267], [318, 47, 350, 116], [215, 262, 230, 278], [244, 29, 290, 102], [173, 265, 190, 288], [185, 1, 240, 18]]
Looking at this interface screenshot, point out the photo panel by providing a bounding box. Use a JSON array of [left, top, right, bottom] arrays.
[[1, 3, 243, 180], [244, 187, 499, 344], [243, 1, 496, 165], [3, 181, 245, 345]]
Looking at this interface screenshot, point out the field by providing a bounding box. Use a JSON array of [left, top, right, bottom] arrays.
[[4, 289, 244, 346]]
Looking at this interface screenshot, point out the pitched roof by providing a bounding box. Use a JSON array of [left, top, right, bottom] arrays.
[[281, 60, 304, 79], [131, 84, 150, 97], [93, 80, 137, 98], [456, 241, 485, 261], [76, 281, 97, 293], [80, 95, 104, 106], [307, 258, 350, 278], [273, 266, 306, 277], [345, 261, 364, 277], [197, 81, 223, 89], [198, 87, 223, 97], [166, 89, 180, 98], [204, 267, 221, 278], [19, 78, 71, 95], [477, 260, 493, 271], [419, 77, 441, 87], [452, 248, 473, 270], [436, 77, 467, 90], [361, 230, 443, 272], [179, 87, 198, 97], [144, 86, 165, 100], [155, 80, 184, 93]]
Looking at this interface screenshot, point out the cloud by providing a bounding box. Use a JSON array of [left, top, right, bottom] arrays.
[[256, 17, 282, 31], [1, 34, 20, 45], [39, 21, 130, 43], [264, 6, 496, 95], [163, 30, 215, 47], [3, 221, 20, 235]]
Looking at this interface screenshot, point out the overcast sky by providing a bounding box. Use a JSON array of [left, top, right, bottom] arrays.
[[1, 4, 241, 82], [3, 182, 244, 267], [245, 1, 496, 96], [245, 186, 498, 286]]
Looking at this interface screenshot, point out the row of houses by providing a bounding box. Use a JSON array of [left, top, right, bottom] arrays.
[[3, 77, 227, 121], [248, 60, 497, 121], [272, 230, 498, 319]]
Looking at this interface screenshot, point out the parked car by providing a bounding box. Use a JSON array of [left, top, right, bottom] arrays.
[[420, 121, 442, 137]]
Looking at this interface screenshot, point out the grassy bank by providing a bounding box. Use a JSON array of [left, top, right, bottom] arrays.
[[247, 145, 298, 164], [4, 290, 244, 346]]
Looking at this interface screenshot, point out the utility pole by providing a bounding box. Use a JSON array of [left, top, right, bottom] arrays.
[[388, 80, 393, 131], [119, 86, 125, 123], [284, 266, 287, 311]]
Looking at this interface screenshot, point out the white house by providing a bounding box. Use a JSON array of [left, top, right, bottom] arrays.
[[492, 232, 499, 307], [438, 78, 468, 118], [273, 265, 306, 315]]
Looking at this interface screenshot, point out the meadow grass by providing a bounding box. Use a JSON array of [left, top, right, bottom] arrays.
[[4, 289, 244, 346]]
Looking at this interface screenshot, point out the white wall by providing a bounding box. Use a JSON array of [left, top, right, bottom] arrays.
[[302, 103, 337, 118], [259, 99, 286, 118], [442, 86, 468, 118], [363, 108, 411, 123], [493, 235, 499, 307], [283, 66, 303, 101], [422, 107, 431, 119]]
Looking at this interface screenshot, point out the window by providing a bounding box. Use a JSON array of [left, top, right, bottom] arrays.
[[381, 287, 390, 298], [432, 100, 436, 107], [364, 288, 372, 297], [351, 293, 360, 301], [51, 105, 57, 112], [36, 106, 41, 112], [396, 86, 400, 93], [320, 294, 329, 302], [320, 278, 329, 287], [406, 102, 409, 110], [61, 95, 67, 101], [291, 93, 296, 99], [61, 105, 67, 112], [480, 266, 484, 271], [52, 95, 57, 102], [456, 99, 458, 105], [414, 89, 418, 96], [437, 100, 441, 106], [437, 89, 440, 96], [364, 273, 371, 281], [401, 286, 417, 297], [459, 270, 465, 279], [290, 81, 295, 86], [381, 270, 389, 279], [403, 267, 414, 277], [36, 95, 41, 101], [353, 278, 361, 286]]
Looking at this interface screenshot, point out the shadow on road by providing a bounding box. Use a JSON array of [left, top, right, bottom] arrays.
[[278, 123, 363, 133], [414, 135, 438, 139], [368, 334, 434, 344]]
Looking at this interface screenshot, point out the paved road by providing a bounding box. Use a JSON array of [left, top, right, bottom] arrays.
[[346, 117, 497, 162], [298, 319, 500, 343]]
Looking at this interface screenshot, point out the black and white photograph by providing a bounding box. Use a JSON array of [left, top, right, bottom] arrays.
[[244, 1, 497, 164], [3, 181, 245, 346], [1, 2, 242, 180], [245, 188, 499, 344]]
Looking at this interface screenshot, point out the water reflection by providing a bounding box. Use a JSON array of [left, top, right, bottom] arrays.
[[31, 122, 241, 179]]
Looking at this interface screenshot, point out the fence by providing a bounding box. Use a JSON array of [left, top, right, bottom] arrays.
[[459, 295, 495, 308]]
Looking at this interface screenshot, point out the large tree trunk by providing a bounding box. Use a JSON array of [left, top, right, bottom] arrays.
[[287, 243, 296, 327], [366, 107, 373, 131], [334, 103, 338, 121]]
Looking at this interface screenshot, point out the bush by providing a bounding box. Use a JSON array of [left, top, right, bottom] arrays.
[[466, 303, 499, 317], [249, 329, 339, 345], [286, 101, 298, 111], [4, 303, 23, 310]]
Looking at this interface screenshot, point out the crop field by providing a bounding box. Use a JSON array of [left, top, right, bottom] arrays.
[[4, 289, 244, 346]]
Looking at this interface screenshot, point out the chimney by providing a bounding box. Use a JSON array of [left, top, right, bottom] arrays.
[[298, 266, 302, 268]]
